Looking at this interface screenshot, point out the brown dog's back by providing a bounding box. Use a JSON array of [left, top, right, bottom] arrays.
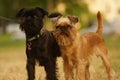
[[80, 11, 107, 58], [81, 11, 103, 47]]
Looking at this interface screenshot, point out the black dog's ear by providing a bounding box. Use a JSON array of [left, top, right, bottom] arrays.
[[35, 7, 48, 17], [16, 8, 25, 18], [48, 12, 62, 18], [48, 12, 62, 24], [68, 16, 79, 24]]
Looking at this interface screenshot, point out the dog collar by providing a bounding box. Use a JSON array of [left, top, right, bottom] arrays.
[[28, 34, 40, 42], [27, 28, 45, 42]]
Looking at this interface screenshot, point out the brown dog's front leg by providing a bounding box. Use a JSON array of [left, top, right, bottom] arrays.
[[63, 59, 73, 80], [85, 63, 90, 80], [76, 60, 86, 80]]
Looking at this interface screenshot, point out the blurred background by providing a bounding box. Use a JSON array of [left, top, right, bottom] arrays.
[[0, 0, 120, 80]]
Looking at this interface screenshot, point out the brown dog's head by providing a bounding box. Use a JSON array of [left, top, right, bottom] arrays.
[[16, 7, 48, 36], [52, 15, 80, 46]]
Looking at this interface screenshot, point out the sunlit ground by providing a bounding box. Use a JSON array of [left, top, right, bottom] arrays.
[[0, 34, 120, 80]]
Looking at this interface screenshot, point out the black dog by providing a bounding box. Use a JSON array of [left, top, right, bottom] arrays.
[[16, 7, 61, 80]]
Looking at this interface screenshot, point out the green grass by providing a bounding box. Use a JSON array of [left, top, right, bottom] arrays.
[[104, 36, 120, 80], [0, 34, 120, 80], [104, 36, 120, 50], [0, 34, 25, 48]]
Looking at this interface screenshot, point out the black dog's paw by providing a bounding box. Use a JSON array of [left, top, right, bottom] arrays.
[[48, 12, 62, 18]]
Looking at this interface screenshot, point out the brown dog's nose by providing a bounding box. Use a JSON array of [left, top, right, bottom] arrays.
[[60, 27, 65, 31], [56, 26, 65, 31]]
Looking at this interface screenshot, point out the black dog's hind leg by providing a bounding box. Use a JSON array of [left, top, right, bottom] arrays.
[[44, 58, 58, 80]]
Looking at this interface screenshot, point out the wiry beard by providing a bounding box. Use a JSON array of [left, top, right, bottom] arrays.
[[19, 20, 43, 37], [54, 28, 77, 46]]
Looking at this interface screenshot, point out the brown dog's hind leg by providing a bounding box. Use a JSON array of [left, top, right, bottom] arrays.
[[98, 45, 113, 80], [101, 54, 113, 80]]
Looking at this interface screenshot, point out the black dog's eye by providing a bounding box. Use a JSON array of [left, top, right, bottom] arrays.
[[34, 16, 39, 19]]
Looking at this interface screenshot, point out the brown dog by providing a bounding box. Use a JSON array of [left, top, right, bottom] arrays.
[[53, 12, 113, 80]]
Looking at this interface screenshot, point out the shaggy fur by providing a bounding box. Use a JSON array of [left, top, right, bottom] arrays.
[[16, 7, 61, 80], [53, 12, 113, 80]]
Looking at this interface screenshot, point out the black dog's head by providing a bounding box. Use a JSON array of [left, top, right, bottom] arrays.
[[16, 7, 48, 35]]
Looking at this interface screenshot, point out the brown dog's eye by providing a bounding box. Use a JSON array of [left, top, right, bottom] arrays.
[[67, 25, 72, 28], [56, 26, 59, 29]]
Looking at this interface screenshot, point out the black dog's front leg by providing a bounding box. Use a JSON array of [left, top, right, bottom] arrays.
[[26, 58, 35, 80], [44, 58, 58, 80], [26, 46, 36, 80]]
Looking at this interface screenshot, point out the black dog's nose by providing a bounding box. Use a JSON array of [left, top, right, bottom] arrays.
[[27, 16, 32, 20]]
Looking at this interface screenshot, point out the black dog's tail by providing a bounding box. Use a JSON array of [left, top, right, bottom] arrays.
[[48, 12, 62, 18]]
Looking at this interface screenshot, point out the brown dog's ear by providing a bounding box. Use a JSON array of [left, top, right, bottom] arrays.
[[16, 8, 25, 18], [35, 7, 48, 17], [68, 16, 80, 30], [68, 16, 79, 24]]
